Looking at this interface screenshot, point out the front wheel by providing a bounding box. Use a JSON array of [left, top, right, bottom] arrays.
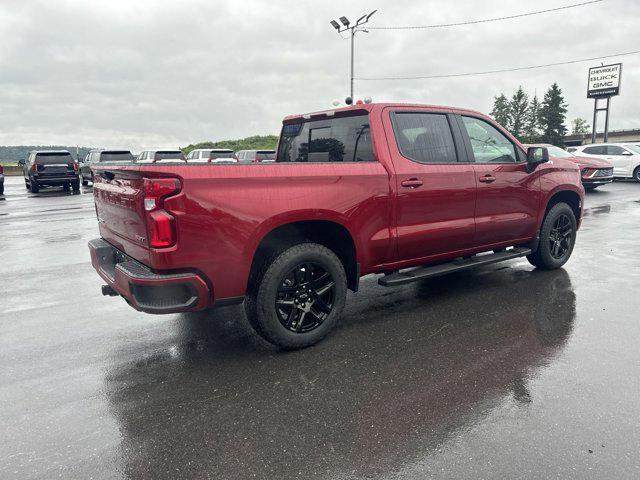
[[245, 243, 347, 349], [527, 202, 577, 270]]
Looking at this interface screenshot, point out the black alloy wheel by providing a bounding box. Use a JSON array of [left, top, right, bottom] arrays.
[[548, 214, 572, 260], [275, 262, 335, 333]]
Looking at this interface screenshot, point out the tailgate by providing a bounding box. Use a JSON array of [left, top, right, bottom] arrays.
[[93, 169, 149, 249]]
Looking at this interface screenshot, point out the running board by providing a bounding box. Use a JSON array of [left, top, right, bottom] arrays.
[[378, 248, 532, 287]]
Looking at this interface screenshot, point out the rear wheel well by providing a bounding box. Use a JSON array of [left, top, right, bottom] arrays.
[[248, 221, 358, 293], [545, 190, 581, 222]]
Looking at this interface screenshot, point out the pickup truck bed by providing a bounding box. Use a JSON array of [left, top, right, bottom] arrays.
[[89, 102, 584, 349]]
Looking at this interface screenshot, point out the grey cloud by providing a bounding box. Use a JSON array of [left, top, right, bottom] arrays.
[[1, 0, 638, 150]]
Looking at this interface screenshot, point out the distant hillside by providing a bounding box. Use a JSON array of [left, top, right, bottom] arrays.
[[0, 146, 92, 163], [182, 135, 278, 155]]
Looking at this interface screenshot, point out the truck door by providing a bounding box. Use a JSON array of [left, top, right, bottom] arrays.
[[456, 114, 540, 246], [383, 108, 477, 262]]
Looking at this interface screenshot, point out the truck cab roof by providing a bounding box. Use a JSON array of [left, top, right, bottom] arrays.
[[283, 103, 489, 123]]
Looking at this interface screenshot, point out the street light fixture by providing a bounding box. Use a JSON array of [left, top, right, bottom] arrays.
[[329, 9, 377, 100]]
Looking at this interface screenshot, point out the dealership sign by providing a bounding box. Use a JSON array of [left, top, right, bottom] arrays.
[[587, 63, 622, 98]]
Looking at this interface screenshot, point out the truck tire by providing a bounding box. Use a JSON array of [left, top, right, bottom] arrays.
[[245, 243, 347, 349], [527, 202, 577, 270]]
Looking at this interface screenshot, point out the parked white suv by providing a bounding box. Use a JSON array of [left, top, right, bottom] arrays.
[[571, 143, 640, 181], [185, 149, 237, 163]]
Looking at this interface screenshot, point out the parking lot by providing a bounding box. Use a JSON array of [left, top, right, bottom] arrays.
[[1, 175, 639, 479]]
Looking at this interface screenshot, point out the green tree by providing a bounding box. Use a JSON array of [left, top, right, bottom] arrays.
[[490, 93, 511, 130], [540, 83, 568, 146], [524, 95, 542, 143], [508, 86, 529, 141], [571, 118, 590, 135], [182, 135, 279, 156]]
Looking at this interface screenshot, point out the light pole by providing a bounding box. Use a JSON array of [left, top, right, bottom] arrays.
[[330, 10, 377, 101]]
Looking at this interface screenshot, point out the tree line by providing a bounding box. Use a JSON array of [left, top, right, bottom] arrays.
[[490, 83, 589, 147], [182, 135, 278, 155]]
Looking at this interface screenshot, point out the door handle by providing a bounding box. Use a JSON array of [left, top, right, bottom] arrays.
[[478, 174, 496, 183], [401, 178, 423, 188]]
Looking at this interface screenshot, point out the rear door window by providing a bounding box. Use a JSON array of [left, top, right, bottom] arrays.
[[277, 113, 374, 163], [583, 146, 605, 155], [392, 113, 458, 164], [606, 146, 627, 155]]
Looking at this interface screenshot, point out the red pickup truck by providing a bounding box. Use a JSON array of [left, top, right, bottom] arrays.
[[89, 103, 584, 349]]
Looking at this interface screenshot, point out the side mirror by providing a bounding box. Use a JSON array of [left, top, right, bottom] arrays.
[[18, 159, 26, 166], [526, 146, 549, 172]]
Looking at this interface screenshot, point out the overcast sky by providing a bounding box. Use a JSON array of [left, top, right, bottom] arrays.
[[1, 0, 638, 150]]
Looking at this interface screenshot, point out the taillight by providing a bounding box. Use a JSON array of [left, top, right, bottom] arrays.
[[31, 163, 37, 173], [143, 178, 181, 248], [0, 165, 3, 174], [72, 163, 78, 172]]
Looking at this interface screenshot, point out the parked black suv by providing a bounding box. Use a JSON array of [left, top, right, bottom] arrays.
[[81, 150, 134, 185], [20, 150, 80, 193]]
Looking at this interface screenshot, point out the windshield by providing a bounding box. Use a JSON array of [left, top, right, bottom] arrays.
[[546, 146, 575, 158], [625, 145, 640, 154]]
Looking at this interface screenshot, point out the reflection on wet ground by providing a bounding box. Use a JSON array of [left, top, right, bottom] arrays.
[[106, 269, 575, 479], [1, 177, 640, 479]]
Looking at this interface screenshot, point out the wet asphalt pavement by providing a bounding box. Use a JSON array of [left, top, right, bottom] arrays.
[[1, 175, 639, 480]]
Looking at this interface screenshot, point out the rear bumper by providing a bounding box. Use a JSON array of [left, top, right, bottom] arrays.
[[88, 238, 210, 314], [32, 175, 78, 185]]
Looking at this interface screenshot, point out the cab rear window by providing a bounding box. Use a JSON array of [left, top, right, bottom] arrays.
[[277, 114, 373, 163]]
